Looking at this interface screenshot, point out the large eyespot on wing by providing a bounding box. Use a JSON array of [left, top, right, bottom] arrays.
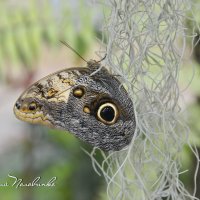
[[13, 67, 89, 125], [96, 102, 119, 125]]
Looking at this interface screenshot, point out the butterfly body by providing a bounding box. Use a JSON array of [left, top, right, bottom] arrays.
[[14, 61, 136, 151]]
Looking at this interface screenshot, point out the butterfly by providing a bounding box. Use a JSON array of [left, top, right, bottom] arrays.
[[13, 60, 136, 151]]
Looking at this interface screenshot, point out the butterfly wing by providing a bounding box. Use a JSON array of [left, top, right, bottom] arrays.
[[14, 62, 136, 151], [14, 67, 89, 128]]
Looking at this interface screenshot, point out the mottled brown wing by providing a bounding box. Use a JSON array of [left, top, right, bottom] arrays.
[[14, 67, 89, 126]]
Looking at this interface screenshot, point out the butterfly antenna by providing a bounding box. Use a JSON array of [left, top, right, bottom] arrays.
[[60, 40, 88, 63], [96, 53, 107, 63]]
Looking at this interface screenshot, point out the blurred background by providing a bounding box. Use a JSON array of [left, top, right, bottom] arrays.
[[0, 0, 200, 199]]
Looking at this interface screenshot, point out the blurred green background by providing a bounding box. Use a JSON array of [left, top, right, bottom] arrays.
[[0, 0, 200, 199], [0, 1, 105, 200]]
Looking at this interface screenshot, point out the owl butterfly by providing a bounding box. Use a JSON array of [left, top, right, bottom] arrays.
[[14, 60, 136, 151]]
